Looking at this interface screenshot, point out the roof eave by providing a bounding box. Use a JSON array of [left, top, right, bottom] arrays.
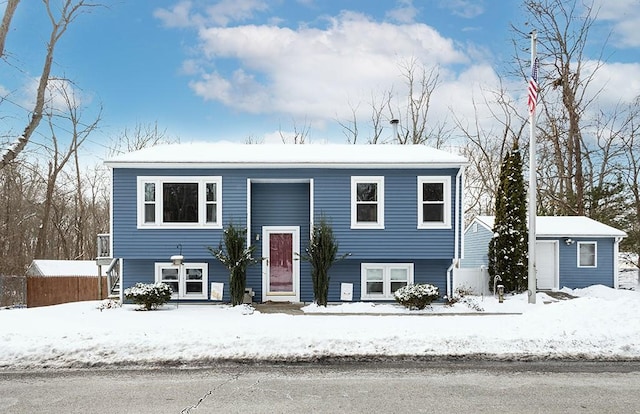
[[104, 161, 468, 169]]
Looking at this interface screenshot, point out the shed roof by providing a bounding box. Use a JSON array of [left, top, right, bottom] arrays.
[[105, 142, 467, 169], [472, 216, 627, 238], [27, 260, 106, 277]]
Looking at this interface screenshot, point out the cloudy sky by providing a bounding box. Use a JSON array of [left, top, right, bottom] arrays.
[[1, 0, 639, 157]]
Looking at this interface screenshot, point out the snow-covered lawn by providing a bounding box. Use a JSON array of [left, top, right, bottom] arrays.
[[1, 284, 639, 370]]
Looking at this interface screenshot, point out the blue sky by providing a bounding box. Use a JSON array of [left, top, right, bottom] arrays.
[[1, 0, 639, 160]]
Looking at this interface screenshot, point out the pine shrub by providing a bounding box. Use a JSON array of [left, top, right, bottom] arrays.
[[208, 222, 260, 306], [299, 216, 349, 306]]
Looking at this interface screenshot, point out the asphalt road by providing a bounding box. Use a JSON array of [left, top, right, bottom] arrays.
[[1, 360, 639, 414]]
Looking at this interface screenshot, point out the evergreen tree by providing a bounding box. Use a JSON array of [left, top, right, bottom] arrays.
[[208, 222, 260, 306], [488, 142, 529, 293], [299, 216, 349, 306]]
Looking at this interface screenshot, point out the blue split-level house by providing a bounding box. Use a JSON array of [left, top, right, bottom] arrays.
[[463, 215, 627, 290], [103, 143, 467, 303]]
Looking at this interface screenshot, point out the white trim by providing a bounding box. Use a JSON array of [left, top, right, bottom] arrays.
[[309, 179, 314, 231], [107, 161, 467, 170], [417, 176, 451, 229], [577, 241, 598, 268], [351, 176, 385, 229], [614, 237, 623, 288], [246, 178, 251, 250], [535, 240, 559, 290], [261, 226, 300, 302], [360, 263, 414, 300], [136, 176, 222, 229], [154, 262, 209, 300]]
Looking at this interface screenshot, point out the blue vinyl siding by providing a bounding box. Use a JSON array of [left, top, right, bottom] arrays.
[[325, 259, 450, 302], [112, 166, 462, 301], [313, 168, 460, 260], [545, 237, 616, 289], [122, 258, 231, 301], [461, 223, 492, 268], [247, 182, 311, 301]]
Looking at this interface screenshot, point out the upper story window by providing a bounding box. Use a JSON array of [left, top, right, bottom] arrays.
[[417, 176, 451, 229], [351, 176, 384, 229], [578, 241, 597, 267], [138, 176, 222, 229]]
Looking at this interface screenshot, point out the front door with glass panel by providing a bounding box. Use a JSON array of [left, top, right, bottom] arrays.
[[262, 226, 300, 302]]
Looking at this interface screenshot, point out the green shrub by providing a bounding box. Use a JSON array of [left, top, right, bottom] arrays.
[[124, 282, 172, 310], [298, 216, 349, 307], [208, 222, 260, 306], [394, 283, 439, 310]]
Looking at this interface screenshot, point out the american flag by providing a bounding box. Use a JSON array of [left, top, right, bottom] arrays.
[[528, 57, 539, 114]]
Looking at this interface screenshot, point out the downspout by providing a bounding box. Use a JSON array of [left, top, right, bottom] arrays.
[[614, 236, 623, 289], [448, 166, 464, 298]]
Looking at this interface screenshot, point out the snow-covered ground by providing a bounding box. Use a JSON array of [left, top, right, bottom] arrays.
[[1, 281, 639, 370]]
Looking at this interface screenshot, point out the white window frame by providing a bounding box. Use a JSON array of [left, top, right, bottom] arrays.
[[155, 262, 209, 300], [417, 176, 451, 229], [351, 176, 384, 229], [360, 263, 414, 300], [137, 176, 222, 229], [577, 241, 597, 268]]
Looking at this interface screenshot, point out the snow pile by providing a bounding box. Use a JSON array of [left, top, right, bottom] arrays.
[[0, 286, 638, 370]]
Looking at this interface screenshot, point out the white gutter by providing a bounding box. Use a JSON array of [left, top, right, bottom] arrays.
[[614, 236, 623, 289], [447, 166, 464, 298]]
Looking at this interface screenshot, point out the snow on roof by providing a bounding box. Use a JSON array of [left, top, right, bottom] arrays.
[[104, 142, 467, 168], [27, 260, 106, 277], [473, 216, 627, 238]]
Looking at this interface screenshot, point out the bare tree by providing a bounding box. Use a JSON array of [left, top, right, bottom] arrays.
[[33, 81, 101, 259], [455, 83, 528, 219], [0, 0, 20, 58], [0, 0, 99, 169], [108, 122, 177, 155], [278, 119, 310, 144], [515, 0, 605, 215], [389, 58, 443, 146], [337, 58, 444, 146]]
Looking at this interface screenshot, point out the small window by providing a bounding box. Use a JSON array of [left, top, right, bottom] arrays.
[[578, 242, 597, 268], [418, 176, 451, 229], [351, 176, 384, 229], [361, 263, 413, 300], [155, 262, 208, 299], [138, 177, 222, 228], [144, 183, 156, 223]]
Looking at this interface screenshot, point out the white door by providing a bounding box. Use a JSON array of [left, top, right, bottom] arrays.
[[262, 226, 300, 302], [536, 241, 558, 290]]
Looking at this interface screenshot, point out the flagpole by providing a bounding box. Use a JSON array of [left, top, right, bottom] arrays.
[[528, 30, 538, 304]]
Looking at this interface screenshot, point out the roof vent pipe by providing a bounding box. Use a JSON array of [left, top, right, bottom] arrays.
[[390, 119, 399, 142]]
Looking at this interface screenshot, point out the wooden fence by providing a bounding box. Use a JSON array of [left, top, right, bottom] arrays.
[[27, 276, 108, 308], [0, 275, 26, 307]]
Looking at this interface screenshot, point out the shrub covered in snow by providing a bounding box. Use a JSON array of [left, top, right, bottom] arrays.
[[445, 286, 484, 312], [394, 283, 439, 310], [124, 282, 172, 310], [96, 299, 122, 312]]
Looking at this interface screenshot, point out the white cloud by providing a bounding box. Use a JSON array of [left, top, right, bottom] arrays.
[[189, 11, 470, 126], [583, 60, 640, 106], [153, 1, 197, 28], [438, 0, 484, 19], [386, 0, 419, 23], [592, 0, 640, 48], [154, 0, 269, 28]]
